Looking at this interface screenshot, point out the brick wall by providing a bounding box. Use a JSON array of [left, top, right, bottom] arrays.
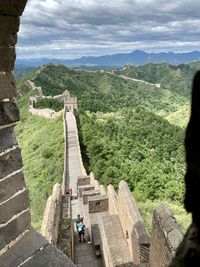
[[149, 204, 183, 267], [41, 183, 62, 245], [117, 180, 150, 265], [0, 0, 31, 254], [0, 2, 75, 265]]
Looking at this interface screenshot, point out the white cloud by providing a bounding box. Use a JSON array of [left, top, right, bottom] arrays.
[[17, 0, 200, 58]]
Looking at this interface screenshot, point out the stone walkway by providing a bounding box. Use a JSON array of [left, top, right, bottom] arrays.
[[72, 199, 102, 267], [65, 112, 86, 196], [66, 111, 103, 266]]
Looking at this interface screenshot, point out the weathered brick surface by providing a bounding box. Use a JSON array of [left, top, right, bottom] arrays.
[[58, 196, 74, 261], [0, 73, 17, 99], [0, 47, 16, 72], [78, 184, 95, 197], [0, 0, 27, 16], [102, 214, 133, 267], [82, 190, 100, 204], [0, 189, 29, 224], [149, 204, 183, 267], [107, 184, 118, 214], [0, 210, 31, 251], [88, 195, 109, 213], [20, 243, 76, 267], [0, 101, 20, 125], [0, 229, 48, 267], [118, 180, 150, 264], [77, 176, 90, 186], [0, 148, 23, 180], [0, 171, 25, 202], [0, 126, 17, 153], [41, 184, 62, 245], [0, 15, 19, 46]]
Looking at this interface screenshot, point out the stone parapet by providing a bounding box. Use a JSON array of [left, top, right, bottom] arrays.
[[102, 214, 134, 267], [78, 184, 95, 197], [41, 183, 62, 245], [0, 47, 16, 72], [0, 15, 19, 46], [0, 73, 17, 99], [82, 190, 100, 204], [118, 180, 150, 265], [0, 101, 20, 125], [107, 184, 118, 215], [0, 126, 17, 152], [77, 175, 91, 187], [149, 204, 183, 267], [58, 195, 74, 262], [0, 0, 27, 16], [88, 195, 109, 213]]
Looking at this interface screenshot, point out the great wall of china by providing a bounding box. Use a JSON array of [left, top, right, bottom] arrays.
[[0, 1, 196, 266]]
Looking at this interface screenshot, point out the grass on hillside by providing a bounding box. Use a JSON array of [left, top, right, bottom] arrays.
[[15, 96, 64, 230], [137, 199, 191, 234]]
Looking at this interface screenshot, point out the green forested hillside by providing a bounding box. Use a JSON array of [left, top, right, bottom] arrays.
[[114, 62, 199, 98], [78, 108, 191, 231], [78, 109, 185, 202], [15, 94, 64, 230], [32, 64, 189, 126], [16, 62, 193, 231]]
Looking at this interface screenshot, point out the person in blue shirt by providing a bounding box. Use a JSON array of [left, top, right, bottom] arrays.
[[76, 218, 86, 242]]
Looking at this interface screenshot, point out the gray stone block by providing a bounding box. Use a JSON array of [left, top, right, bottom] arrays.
[[78, 185, 95, 197], [0, 73, 17, 100], [0, 126, 17, 153], [77, 176, 91, 186], [0, 15, 19, 46], [83, 190, 100, 204], [0, 101, 20, 125], [20, 243, 76, 267], [0, 0, 27, 16], [0, 189, 29, 224], [0, 46, 16, 72], [0, 229, 48, 267], [168, 228, 183, 251], [0, 171, 25, 202], [0, 209, 31, 250], [102, 214, 133, 266], [0, 148, 23, 180], [88, 195, 109, 213]]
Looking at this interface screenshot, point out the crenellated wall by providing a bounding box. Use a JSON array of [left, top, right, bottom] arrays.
[[0, 2, 75, 266], [149, 204, 183, 267], [107, 180, 150, 265], [0, 0, 31, 254], [41, 183, 62, 245]]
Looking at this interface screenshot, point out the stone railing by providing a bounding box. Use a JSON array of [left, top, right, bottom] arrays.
[[62, 106, 68, 195], [149, 204, 183, 267], [40, 183, 62, 245], [107, 180, 150, 265], [0, 2, 75, 266]]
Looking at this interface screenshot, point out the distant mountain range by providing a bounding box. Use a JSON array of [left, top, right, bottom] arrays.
[[16, 50, 200, 67]]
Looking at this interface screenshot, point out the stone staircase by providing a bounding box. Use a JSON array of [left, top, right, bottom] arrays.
[[72, 175, 136, 267]]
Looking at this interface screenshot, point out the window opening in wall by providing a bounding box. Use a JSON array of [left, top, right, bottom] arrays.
[[96, 201, 100, 205]]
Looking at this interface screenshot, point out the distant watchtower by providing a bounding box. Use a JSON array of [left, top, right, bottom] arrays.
[[63, 90, 78, 113]]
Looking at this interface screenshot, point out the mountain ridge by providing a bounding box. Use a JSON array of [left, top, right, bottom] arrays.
[[16, 50, 200, 67]]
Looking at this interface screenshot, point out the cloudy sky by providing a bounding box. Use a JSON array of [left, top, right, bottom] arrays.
[[17, 0, 200, 59]]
